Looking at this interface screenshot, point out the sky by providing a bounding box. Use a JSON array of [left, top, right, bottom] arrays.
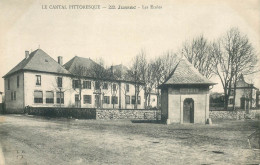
[[0, 0, 260, 93]]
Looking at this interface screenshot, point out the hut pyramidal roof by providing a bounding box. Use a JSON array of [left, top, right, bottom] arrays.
[[159, 58, 216, 87]]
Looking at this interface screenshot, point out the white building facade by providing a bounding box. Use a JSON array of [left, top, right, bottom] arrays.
[[3, 49, 145, 113]]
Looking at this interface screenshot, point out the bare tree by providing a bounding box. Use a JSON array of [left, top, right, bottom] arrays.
[[51, 68, 71, 108], [89, 58, 112, 108], [151, 51, 179, 108], [212, 28, 258, 110], [127, 53, 144, 109], [181, 35, 215, 78], [71, 65, 88, 108]]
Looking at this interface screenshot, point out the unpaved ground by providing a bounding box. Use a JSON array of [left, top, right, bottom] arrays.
[[0, 115, 259, 165]]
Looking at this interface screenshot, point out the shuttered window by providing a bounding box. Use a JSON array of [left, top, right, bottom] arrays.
[[103, 83, 108, 90], [104, 96, 110, 104], [57, 92, 64, 104], [84, 95, 91, 104], [7, 79, 10, 90], [126, 84, 129, 92], [34, 91, 43, 103], [72, 80, 79, 88], [83, 81, 91, 89], [17, 76, 19, 88], [36, 75, 41, 85], [113, 84, 117, 91], [46, 91, 54, 103], [14, 91, 16, 100], [125, 95, 130, 104], [57, 77, 62, 88], [131, 96, 136, 104], [112, 96, 118, 104]]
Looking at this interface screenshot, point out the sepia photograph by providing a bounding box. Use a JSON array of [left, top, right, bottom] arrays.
[[0, 0, 259, 164]]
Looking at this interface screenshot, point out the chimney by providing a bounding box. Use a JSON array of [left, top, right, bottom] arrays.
[[25, 51, 29, 59], [58, 56, 63, 65]]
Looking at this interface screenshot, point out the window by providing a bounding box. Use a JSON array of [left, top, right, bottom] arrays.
[[229, 98, 234, 104], [46, 91, 54, 103], [57, 77, 62, 88], [103, 83, 108, 90], [11, 92, 13, 100], [34, 91, 43, 103], [75, 94, 79, 102], [72, 80, 79, 88], [14, 91, 16, 100], [83, 81, 91, 89], [138, 96, 141, 104], [112, 96, 118, 104], [230, 89, 234, 96], [7, 79, 10, 90], [104, 96, 110, 104], [36, 75, 41, 85], [95, 81, 100, 90], [113, 84, 117, 91], [131, 96, 136, 104], [126, 84, 129, 92], [56, 92, 64, 104], [84, 95, 92, 104], [17, 76, 19, 88], [125, 95, 130, 104]]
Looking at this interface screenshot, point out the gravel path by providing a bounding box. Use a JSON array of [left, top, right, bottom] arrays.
[[0, 115, 259, 164]]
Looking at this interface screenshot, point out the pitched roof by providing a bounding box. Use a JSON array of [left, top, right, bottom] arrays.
[[63, 56, 100, 76], [112, 64, 129, 75], [3, 49, 70, 78], [110, 64, 130, 80], [231, 75, 258, 89], [159, 58, 216, 87]]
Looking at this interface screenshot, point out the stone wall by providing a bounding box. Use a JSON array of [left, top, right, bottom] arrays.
[[209, 110, 260, 120], [96, 109, 161, 120], [21, 107, 161, 120]]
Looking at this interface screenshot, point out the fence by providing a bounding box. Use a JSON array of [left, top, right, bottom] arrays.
[[26, 107, 96, 119]]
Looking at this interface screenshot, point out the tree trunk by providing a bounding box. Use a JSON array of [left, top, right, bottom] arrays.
[[134, 83, 137, 109], [144, 90, 148, 109], [224, 87, 229, 110], [119, 82, 121, 109], [79, 87, 82, 108], [147, 93, 151, 108], [233, 84, 237, 111]]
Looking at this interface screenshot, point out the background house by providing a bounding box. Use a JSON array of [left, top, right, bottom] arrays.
[[229, 75, 259, 109]]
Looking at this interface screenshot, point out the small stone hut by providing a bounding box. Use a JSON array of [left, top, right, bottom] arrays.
[[159, 58, 216, 124]]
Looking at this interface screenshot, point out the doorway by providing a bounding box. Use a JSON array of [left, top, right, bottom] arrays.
[[183, 98, 194, 123], [95, 95, 101, 108]]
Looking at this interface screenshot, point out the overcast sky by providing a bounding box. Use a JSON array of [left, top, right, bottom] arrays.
[[0, 0, 259, 93]]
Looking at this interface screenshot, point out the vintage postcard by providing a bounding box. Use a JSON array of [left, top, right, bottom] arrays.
[[0, 0, 259, 164]]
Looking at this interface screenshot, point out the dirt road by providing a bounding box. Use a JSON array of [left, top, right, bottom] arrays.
[[0, 115, 259, 164]]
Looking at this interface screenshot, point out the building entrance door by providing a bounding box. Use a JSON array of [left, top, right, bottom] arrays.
[[183, 98, 194, 123], [95, 95, 101, 108]]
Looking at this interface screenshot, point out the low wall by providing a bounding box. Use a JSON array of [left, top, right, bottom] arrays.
[[24, 107, 161, 120], [96, 109, 161, 120], [0, 103, 5, 114], [209, 110, 260, 120], [26, 107, 96, 119]]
